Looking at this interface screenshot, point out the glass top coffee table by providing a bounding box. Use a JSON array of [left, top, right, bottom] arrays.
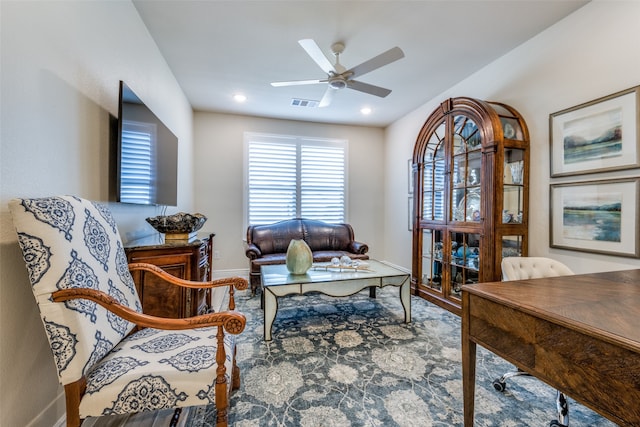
[[260, 259, 411, 340]]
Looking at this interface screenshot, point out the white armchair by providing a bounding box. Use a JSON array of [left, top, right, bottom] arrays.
[[501, 256, 574, 281]]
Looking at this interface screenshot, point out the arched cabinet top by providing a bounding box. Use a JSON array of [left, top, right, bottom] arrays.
[[412, 97, 529, 164]]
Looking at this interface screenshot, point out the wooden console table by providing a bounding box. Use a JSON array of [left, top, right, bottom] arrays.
[[462, 269, 640, 426], [125, 233, 214, 318]]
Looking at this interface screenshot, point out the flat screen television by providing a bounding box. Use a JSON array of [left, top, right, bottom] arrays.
[[113, 81, 178, 206]]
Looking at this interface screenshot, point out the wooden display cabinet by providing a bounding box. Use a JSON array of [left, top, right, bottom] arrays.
[[125, 233, 214, 318], [411, 97, 529, 315]]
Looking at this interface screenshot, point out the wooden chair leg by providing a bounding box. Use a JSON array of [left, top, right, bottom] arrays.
[[215, 328, 229, 427], [232, 360, 241, 390], [232, 346, 241, 390], [64, 378, 86, 427], [170, 408, 182, 427]]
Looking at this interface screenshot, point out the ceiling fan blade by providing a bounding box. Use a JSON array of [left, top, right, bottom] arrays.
[[271, 79, 326, 87], [318, 87, 336, 107], [298, 39, 336, 75], [346, 80, 392, 98], [347, 46, 404, 79]]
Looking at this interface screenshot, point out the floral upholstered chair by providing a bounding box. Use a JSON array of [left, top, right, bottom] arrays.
[[8, 196, 247, 427]]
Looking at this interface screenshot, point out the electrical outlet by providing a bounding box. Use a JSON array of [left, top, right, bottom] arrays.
[[213, 250, 221, 259]]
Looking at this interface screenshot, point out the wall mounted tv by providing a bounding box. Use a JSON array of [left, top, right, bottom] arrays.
[[114, 80, 178, 206]]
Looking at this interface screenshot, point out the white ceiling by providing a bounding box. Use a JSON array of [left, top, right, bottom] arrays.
[[133, 0, 589, 127]]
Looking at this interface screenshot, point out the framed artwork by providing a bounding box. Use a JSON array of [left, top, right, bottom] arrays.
[[550, 178, 639, 257], [407, 159, 414, 194], [408, 196, 413, 231], [550, 86, 640, 177]]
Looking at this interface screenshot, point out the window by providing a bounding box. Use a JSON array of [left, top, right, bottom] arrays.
[[119, 121, 157, 204], [245, 133, 347, 225]]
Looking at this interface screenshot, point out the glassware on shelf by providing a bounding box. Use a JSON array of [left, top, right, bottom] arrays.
[[509, 161, 524, 185], [454, 189, 481, 222], [468, 168, 479, 185]]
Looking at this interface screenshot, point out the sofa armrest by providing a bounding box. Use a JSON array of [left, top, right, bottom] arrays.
[[349, 241, 369, 254], [245, 243, 262, 260]]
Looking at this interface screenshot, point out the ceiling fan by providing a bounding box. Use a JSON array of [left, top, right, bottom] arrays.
[[271, 39, 405, 107]]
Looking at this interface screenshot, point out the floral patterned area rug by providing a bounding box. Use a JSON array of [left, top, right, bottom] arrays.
[[186, 287, 615, 427]]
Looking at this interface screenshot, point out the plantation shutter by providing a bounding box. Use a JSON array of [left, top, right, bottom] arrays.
[[300, 144, 345, 222], [247, 134, 346, 225], [247, 141, 297, 224], [120, 121, 156, 205]]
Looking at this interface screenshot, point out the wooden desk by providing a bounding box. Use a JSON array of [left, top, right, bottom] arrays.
[[461, 269, 640, 426]]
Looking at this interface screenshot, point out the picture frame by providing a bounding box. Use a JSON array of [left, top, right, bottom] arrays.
[[407, 159, 414, 194], [550, 178, 640, 257], [408, 196, 413, 231], [549, 86, 640, 177]]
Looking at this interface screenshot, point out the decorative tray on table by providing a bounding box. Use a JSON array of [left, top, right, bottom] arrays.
[[312, 260, 371, 272]]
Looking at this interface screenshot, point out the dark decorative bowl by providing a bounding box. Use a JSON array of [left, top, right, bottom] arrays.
[[145, 212, 207, 235]]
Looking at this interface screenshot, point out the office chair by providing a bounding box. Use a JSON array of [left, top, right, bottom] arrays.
[[495, 256, 574, 427]]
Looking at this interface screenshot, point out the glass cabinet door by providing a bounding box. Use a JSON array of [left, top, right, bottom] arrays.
[[449, 231, 480, 298], [422, 121, 446, 222], [421, 228, 481, 301], [502, 235, 524, 258], [503, 148, 525, 224], [421, 229, 444, 291], [451, 115, 482, 223]]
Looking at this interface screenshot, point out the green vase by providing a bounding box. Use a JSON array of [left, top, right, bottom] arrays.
[[285, 239, 313, 275]]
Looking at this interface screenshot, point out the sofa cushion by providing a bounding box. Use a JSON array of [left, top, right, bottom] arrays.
[[249, 220, 304, 256], [79, 326, 235, 417], [302, 220, 353, 252]]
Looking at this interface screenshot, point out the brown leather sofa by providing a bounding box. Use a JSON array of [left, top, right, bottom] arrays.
[[245, 218, 369, 293]]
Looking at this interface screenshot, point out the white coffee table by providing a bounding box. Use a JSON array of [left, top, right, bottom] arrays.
[[260, 260, 411, 340]]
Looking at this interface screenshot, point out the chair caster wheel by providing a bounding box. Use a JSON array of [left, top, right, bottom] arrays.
[[549, 421, 567, 427], [492, 379, 506, 392]]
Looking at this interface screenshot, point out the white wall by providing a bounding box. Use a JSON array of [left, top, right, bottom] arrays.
[[384, 0, 640, 274], [0, 1, 194, 426], [193, 112, 385, 272]]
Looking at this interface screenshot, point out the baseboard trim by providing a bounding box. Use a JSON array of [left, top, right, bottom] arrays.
[[377, 260, 410, 274], [211, 268, 248, 280], [26, 390, 66, 427], [210, 268, 249, 311]]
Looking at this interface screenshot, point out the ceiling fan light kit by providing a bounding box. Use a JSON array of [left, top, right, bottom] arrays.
[[328, 76, 348, 90], [271, 38, 404, 107]]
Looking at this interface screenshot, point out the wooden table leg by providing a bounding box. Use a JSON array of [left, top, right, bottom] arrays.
[[462, 290, 476, 426]]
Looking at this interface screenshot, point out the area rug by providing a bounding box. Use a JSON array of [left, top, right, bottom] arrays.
[[183, 287, 614, 427]]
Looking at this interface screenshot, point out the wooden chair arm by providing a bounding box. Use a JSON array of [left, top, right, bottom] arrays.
[[128, 262, 248, 290], [128, 262, 248, 310], [51, 288, 246, 334]]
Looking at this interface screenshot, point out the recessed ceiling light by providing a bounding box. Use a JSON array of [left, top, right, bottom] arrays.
[[233, 94, 247, 103], [361, 107, 372, 115]]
